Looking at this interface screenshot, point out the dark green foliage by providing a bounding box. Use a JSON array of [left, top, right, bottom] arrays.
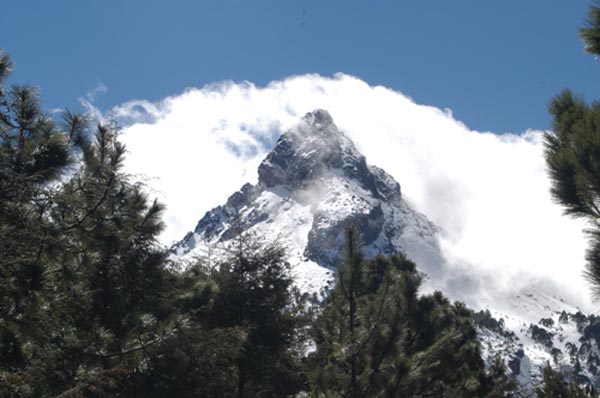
[[126, 266, 246, 398], [578, 314, 600, 351], [540, 318, 555, 328], [474, 310, 517, 341], [545, 90, 600, 297], [1, 119, 180, 396], [0, 51, 83, 396], [37, 122, 181, 395], [581, 2, 600, 57], [209, 236, 306, 398], [571, 311, 589, 332], [485, 356, 518, 398], [545, 3, 600, 299], [535, 364, 571, 398], [54, 122, 171, 336], [530, 325, 554, 348], [0, 51, 306, 397], [308, 227, 496, 398], [131, 236, 307, 398], [535, 364, 595, 398], [474, 310, 505, 331], [0, 51, 182, 397]]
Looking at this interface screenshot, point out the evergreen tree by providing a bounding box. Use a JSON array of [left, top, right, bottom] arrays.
[[535, 364, 593, 398], [0, 52, 302, 396], [580, 2, 600, 57], [544, 2, 600, 297], [208, 235, 306, 398], [127, 235, 307, 398], [0, 51, 183, 397], [309, 226, 490, 398], [535, 364, 570, 398], [126, 263, 246, 398], [0, 51, 86, 396], [545, 89, 600, 297], [38, 121, 178, 396], [484, 356, 518, 398]]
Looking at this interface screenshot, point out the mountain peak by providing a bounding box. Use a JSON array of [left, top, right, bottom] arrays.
[[303, 109, 334, 126], [173, 109, 435, 272], [257, 110, 397, 202], [170, 109, 600, 390]]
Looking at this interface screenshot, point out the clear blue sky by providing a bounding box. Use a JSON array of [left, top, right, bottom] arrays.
[[2, 0, 598, 133]]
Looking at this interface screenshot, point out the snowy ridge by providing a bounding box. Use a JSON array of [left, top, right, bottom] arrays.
[[170, 109, 600, 389]]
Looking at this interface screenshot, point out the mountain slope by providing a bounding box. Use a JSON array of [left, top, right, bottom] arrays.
[[171, 109, 444, 295], [171, 109, 599, 389]]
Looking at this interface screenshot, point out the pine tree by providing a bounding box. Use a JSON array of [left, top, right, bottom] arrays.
[[545, 89, 600, 298], [208, 234, 306, 398], [126, 263, 246, 398], [535, 364, 593, 398], [535, 364, 570, 398], [483, 356, 518, 398], [544, 2, 600, 298], [0, 50, 303, 397], [309, 226, 490, 398], [0, 51, 184, 397], [38, 121, 179, 396], [0, 51, 86, 396], [580, 2, 600, 57]]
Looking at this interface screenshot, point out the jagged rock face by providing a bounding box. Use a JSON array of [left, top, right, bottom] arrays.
[[306, 202, 385, 267], [257, 110, 393, 202], [255, 110, 404, 267], [171, 109, 442, 292]]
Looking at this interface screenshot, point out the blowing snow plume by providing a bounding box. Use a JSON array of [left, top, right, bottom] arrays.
[[110, 73, 591, 310]]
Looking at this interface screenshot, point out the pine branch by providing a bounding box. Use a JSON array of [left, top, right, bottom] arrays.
[[61, 174, 115, 231]]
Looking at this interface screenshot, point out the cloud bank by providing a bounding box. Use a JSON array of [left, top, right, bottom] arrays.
[[107, 74, 591, 309]]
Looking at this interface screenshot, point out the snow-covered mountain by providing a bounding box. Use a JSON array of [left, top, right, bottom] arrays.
[[171, 109, 600, 390], [171, 109, 443, 295]]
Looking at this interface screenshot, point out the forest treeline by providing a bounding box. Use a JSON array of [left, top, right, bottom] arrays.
[[0, 50, 596, 397]]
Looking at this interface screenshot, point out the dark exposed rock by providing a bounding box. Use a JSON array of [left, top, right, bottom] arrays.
[[257, 110, 397, 201], [508, 349, 524, 376], [305, 204, 386, 268]]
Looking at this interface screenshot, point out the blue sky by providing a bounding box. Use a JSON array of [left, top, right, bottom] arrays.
[[2, 0, 599, 133]]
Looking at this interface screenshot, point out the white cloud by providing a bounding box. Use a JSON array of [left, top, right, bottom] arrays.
[[109, 73, 592, 310], [79, 82, 108, 121]]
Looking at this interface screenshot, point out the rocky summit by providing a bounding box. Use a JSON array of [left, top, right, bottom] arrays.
[[171, 109, 600, 390], [171, 109, 443, 294]]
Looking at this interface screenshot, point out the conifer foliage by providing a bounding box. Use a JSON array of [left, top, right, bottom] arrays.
[[0, 52, 306, 396], [581, 2, 600, 58], [308, 226, 499, 398], [545, 2, 600, 298], [545, 89, 600, 298], [0, 51, 178, 396], [46, 122, 176, 396], [209, 236, 306, 398], [0, 51, 84, 395], [535, 364, 596, 398]]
